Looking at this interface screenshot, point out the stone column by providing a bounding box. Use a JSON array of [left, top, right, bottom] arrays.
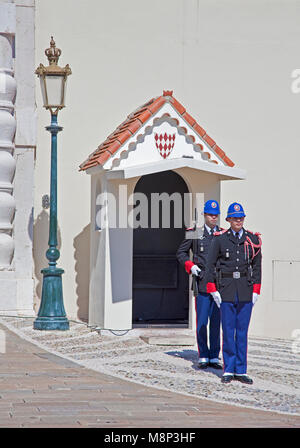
[[0, 2, 16, 269], [0, 1, 34, 315]]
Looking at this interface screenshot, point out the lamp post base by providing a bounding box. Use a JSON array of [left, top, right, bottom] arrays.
[[33, 267, 69, 331], [33, 316, 70, 331]]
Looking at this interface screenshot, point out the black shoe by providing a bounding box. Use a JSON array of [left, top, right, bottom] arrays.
[[221, 374, 234, 383], [209, 362, 223, 370], [234, 375, 253, 385], [198, 362, 209, 369]]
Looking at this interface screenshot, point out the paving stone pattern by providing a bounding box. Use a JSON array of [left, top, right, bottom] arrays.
[[0, 317, 299, 423]]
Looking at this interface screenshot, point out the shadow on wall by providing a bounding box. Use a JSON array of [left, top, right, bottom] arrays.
[[33, 210, 62, 314], [74, 224, 90, 323]]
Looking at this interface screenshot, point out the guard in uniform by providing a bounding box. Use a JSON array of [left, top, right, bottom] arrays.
[[206, 202, 262, 384], [176, 200, 222, 370]]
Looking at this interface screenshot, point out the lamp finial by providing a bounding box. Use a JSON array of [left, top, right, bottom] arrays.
[[45, 36, 61, 65]]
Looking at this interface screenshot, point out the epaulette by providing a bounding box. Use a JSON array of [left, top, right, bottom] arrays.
[[246, 230, 261, 237], [213, 228, 228, 236], [185, 226, 196, 232]]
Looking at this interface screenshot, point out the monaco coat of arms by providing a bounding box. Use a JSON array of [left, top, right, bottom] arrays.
[[154, 133, 176, 159]]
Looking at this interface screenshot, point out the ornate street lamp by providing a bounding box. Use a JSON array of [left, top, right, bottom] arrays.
[[34, 37, 71, 330]]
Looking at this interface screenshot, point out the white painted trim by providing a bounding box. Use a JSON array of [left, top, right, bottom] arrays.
[[105, 157, 246, 181], [85, 165, 104, 176]]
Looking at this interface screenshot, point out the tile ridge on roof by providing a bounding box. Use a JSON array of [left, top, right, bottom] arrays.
[[127, 97, 157, 118], [80, 90, 235, 170], [79, 95, 166, 171], [166, 94, 234, 168]]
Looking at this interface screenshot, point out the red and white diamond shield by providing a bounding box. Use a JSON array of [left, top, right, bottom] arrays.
[[154, 133, 176, 159]]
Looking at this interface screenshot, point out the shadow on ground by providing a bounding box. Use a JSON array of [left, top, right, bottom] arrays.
[[165, 349, 223, 378]]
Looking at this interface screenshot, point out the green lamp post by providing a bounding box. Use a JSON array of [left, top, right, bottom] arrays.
[[34, 37, 71, 330]]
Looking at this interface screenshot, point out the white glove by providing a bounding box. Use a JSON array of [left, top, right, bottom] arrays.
[[252, 293, 259, 306], [191, 265, 201, 276], [211, 291, 222, 308]]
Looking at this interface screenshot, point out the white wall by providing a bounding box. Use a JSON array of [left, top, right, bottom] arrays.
[[35, 0, 300, 337], [88, 173, 136, 330], [88, 167, 220, 331]]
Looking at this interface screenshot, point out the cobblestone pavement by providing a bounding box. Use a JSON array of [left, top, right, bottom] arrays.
[[0, 316, 299, 426]]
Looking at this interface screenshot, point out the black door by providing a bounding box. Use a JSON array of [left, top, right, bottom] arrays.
[[132, 170, 189, 326]]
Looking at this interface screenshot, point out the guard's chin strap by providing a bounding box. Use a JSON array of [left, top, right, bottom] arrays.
[[244, 232, 262, 261]]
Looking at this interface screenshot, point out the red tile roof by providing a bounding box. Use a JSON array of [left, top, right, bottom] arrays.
[[79, 91, 234, 171]]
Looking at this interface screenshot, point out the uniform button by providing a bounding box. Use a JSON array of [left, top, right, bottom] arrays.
[[237, 258, 239, 261], [236, 267, 238, 270], [237, 251, 239, 254]]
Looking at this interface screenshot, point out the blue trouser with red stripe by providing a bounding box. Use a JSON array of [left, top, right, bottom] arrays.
[[195, 292, 221, 360], [221, 293, 253, 374]]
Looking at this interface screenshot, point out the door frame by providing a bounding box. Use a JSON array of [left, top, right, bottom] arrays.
[[132, 170, 190, 327]]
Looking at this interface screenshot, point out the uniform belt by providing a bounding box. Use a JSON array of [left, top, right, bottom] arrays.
[[221, 271, 247, 279]]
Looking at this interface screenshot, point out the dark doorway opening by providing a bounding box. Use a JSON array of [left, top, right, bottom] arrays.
[[132, 170, 189, 327]]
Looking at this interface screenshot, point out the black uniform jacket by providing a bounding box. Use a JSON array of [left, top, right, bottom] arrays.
[[206, 228, 262, 302], [176, 225, 220, 293]]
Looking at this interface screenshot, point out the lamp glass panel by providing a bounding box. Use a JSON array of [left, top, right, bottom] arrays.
[[45, 75, 64, 107], [63, 77, 68, 106], [39, 77, 47, 107]]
